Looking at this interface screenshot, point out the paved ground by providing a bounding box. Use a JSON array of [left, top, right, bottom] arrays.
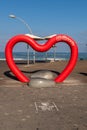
[[0, 60, 87, 130]]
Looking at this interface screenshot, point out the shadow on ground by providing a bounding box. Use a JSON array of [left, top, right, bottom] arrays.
[[4, 71, 18, 81], [4, 69, 60, 81], [79, 72, 87, 76]]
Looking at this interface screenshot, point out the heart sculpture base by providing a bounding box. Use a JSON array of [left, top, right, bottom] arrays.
[[29, 78, 56, 88], [29, 70, 57, 88], [5, 34, 78, 83]]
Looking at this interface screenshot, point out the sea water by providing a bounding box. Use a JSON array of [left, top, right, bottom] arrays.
[[0, 52, 87, 61]]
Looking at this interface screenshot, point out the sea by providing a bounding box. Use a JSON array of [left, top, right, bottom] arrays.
[[0, 52, 87, 61]]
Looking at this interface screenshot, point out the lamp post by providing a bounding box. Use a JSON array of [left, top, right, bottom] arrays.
[[9, 14, 33, 65]]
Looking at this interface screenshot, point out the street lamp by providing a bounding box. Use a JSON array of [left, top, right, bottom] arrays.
[[9, 14, 33, 65]]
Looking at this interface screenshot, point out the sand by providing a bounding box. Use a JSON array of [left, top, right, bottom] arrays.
[[0, 60, 87, 130]]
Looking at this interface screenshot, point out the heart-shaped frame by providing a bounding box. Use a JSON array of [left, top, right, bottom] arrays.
[[5, 34, 78, 83]]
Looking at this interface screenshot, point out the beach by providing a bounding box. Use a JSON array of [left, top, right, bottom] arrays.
[[0, 60, 87, 130]]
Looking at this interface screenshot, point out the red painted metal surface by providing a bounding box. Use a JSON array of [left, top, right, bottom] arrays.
[[5, 34, 78, 83]]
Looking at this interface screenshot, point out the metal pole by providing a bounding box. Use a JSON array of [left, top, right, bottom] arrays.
[[45, 51, 48, 62], [53, 45, 56, 61], [16, 17, 33, 34], [9, 14, 33, 65], [33, 50, 36, 64], [27, 45, 30, 64], [16, 17, 33, 65]]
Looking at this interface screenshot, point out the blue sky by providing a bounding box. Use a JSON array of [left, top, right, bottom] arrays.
[[0, 0, 87, 52]]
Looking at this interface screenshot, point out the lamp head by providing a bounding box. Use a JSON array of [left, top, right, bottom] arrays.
[[9, 14, 16, 18]]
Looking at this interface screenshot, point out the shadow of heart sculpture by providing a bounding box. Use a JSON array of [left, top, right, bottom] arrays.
[[5, 34, 78, 83]]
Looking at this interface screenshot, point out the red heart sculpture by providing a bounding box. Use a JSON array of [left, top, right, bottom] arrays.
[[5, 34, 78, 83]]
